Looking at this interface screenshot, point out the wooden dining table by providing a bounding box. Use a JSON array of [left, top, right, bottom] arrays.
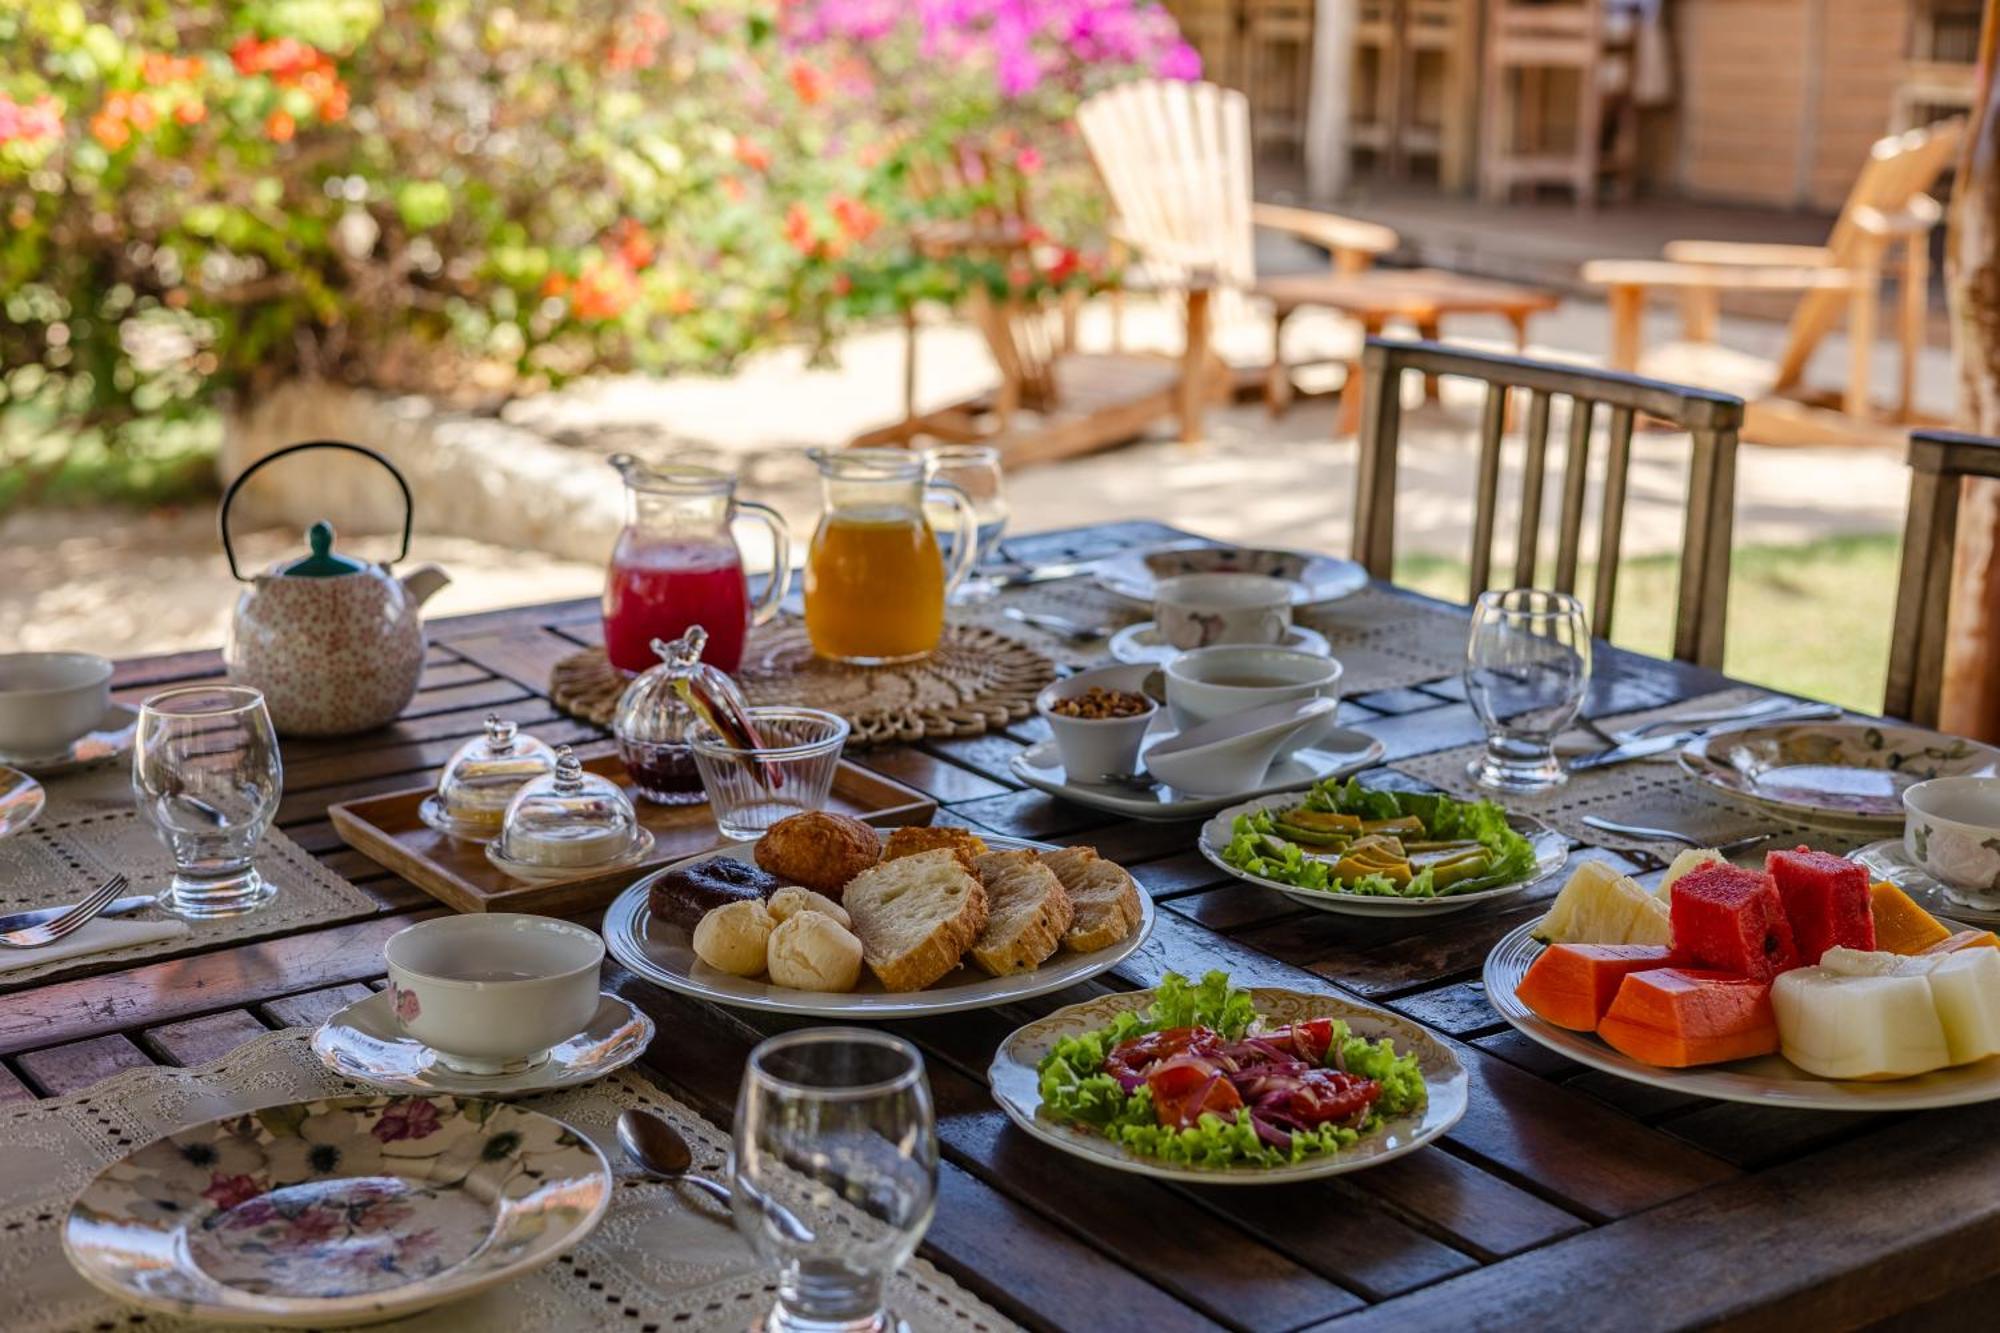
[[11, 517, 2000, 1331]]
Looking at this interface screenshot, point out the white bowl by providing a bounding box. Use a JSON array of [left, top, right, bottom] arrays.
[[1143, 696, 1337, 796], [1904, 776, 2000, 908], [1036, 663, 1159, 785], [0, 652, 112, 757], [1164, 646, 1343, 758], [384, 913, 605, 1074]]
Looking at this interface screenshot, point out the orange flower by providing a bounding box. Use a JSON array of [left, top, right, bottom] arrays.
[[319, 82, 350, 122], [125, 93, 159, 132], [141, 53, 202, 85], [666, 289, 696, 315], [571, 262, 635, 320], [231, 35, 263, 75], [265, 109, 296, 143], [89, 110, 130, 150], [733, 136, 770, 172], [609, 219, 655, 270], [720, 176, 748, 203], [175, 99, 207, 126], [783, 202, 816, 254], [541, 273, 571, 298], [829, 196, 879, 244], [789, 61, 829, 106], [856, 141, 885, 169]]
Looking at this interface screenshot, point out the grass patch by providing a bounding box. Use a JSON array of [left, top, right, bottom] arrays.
[[1392, 533, 1901, 714], [0, 407, 221, 512]]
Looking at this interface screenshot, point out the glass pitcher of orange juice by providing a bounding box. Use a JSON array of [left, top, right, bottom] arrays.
[[804, 448, 978, 663]]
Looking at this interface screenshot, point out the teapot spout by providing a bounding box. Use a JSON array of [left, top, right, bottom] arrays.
[[400, 563, 450, 608]]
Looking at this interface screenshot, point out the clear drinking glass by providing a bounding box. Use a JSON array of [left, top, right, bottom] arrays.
[[923, 444, 1007, 603], [1464, 589, 1592, 792], [132, 685, 283, 918], [689, 706, 850, 840], [733, 1028, 937, 1333]]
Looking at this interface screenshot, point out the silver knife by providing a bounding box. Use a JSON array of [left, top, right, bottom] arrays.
[[1567, 730, 1695, 772], [993, 561, 1095, 588], [0, 895, 155, 934]]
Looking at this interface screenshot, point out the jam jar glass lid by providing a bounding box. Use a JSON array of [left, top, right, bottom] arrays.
[[613, 625, 766, 749]]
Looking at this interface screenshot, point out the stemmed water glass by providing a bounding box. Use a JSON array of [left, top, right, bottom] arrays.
[[1464, 589, 1592, 792], [923, 444, 1007, 602], [132, 685, 283, 919], [733, 1028, 937, 1333]]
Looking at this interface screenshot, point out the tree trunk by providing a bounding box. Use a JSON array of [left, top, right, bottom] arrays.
[[1943, 0, 2000, 739]]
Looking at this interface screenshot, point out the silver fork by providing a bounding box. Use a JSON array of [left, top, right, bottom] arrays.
[[1577, 699, 1838, 748], [0, 874, 131, 950]]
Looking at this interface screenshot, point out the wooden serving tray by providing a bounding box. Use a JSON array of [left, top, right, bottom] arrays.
[[330, 752, 937, 915]]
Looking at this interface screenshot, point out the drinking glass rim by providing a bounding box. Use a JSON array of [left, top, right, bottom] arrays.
[[688, 706, 849, 760], [1473, 588, 1587, 618], [139, 684, 268, 718], [747, 1027, 925, 1101]]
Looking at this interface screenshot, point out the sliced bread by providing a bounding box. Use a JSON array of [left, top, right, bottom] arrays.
[[968, 850, 1074, 976], [842, 848, 989, 991], [882, 825, 990, 874], [1038, 845, 1142, 952]]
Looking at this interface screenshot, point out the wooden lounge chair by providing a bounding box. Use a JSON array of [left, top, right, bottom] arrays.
[[1353, 337, 1745, 667], [1076, 78, 1400, 437], [1581, 119, 1963, 445]]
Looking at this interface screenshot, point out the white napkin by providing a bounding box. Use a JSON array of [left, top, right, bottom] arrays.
[[0, 916, 190, 976]]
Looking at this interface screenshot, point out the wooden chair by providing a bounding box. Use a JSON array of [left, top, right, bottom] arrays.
[[1077, 79, 1399, 435], [1582, 120, 1963, 440], [1885, 429, 2000, 728], [1349, 0, 1481, 190], [1479, 0, 1640, 208], [1352, 337, 1746, 667]]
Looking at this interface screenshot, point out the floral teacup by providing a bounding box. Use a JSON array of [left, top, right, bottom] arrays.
[[384, 914, 605, 1074], [1154, 574, 1298, 651], [1904, 777, 2000, 911]]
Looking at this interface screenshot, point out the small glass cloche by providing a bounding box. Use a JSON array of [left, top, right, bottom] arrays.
[[419, 713, 559, 841], [615, 625, 764, 806], [486, 745, 655, 881]]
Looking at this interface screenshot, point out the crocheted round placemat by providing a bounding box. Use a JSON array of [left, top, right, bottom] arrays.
[[550, 621, 1057, 746]]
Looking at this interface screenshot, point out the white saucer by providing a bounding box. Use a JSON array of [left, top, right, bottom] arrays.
[[0, 703, 137, 775], [312, 988, 655, 1096], [1009, 724, 1385, 820], [1108, 621, 1331, 665], [1852, 839, 2000, 925]]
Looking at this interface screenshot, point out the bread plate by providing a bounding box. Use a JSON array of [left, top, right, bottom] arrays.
[[603, 835, 1155, 1017]]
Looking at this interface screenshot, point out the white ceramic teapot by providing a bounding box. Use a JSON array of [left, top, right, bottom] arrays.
[[222, 441, 449, 736]]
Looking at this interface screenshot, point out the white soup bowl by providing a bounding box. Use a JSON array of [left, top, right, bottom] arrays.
[[0, 652, 112, 757]]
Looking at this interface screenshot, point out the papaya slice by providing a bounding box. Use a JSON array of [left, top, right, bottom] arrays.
[[1517, 944, 1677, 1031], [1597, 968, 1780, 1067], [1868, 881, 1951, 955]]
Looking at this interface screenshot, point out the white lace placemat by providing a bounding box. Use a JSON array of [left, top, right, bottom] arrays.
[[1, 1028, 1020, 1333], [0, 766, 377, 988], [1394, 689, 1879, 862]]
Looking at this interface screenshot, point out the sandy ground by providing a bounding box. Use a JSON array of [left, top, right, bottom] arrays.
[[3, 288, 1921, 658]]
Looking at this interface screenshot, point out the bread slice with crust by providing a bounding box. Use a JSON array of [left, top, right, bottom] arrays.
[[1038, 845, 1143, 952], [968, 850, 1074, 976], [882, 825, 990, 875], [841, 849, 989, 991]]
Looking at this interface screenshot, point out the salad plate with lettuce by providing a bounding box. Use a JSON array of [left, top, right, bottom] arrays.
[[989, 971, 1466, 1183], [1199, 777, 1568, 917]]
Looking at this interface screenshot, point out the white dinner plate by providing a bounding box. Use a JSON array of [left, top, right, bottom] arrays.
[[1108, 621, 1332, 665], [988, 986, 1466, 1184], [63, 1094, 611, 1327], [603, 835, 1154, 1017], [1197, 792, 1568, 916], [1094, 542, 1368, 607], [1680, 719, 2000, 828], [1009, 725, 1386, 821], [1484, 916, 2000, 1111]]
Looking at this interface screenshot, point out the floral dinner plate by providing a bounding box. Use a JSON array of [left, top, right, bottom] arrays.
[[1680, 720, 2000, 826], [1093, 542, 1368, 607], [63, 1094, 611, 1327]]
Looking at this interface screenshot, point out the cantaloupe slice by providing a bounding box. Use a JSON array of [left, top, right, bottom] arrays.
[[1924, 929, 2000, 955], [1597, 968, 1780, 1067], [1517, 943, 1677, 1031], [1869, 881, 1950, 955]]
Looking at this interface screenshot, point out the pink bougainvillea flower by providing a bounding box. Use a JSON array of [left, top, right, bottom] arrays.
[[1157, 39, 1201, 81], [0, 94, 63, 146], [1014, 146, 1043, 175]]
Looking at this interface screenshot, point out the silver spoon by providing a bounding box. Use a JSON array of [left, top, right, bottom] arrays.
[[616, 1108, 814, 1244]]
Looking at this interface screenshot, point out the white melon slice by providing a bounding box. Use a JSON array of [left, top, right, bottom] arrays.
[[1654, 848, 1726, 901], [1535, 861, 1672, 946], [1924, 949, 2000, 1066], [1771, 965, 1951, 1080]]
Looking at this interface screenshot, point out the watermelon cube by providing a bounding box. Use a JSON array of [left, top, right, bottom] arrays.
[[1670, 863, 1799, 981], [1766, 846, 1875, 964]]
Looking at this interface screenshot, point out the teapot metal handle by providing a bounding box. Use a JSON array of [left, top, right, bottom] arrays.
[[219, 439, 414, 582]]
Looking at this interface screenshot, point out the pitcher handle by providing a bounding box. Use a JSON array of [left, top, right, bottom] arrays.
[[928, 480, 981, 599], [735, 500, 792, 627]]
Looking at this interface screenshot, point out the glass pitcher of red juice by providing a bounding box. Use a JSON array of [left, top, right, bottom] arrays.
[[602, 455, 791, 673]]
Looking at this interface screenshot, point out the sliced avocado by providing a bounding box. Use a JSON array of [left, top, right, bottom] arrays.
[[1334, 852, 1412, 886], [1359, 814, 1427, 837], [1426, 851, 1495, 890], [1272, 820, 1353, 850], [1278, 808, 1363, 836]]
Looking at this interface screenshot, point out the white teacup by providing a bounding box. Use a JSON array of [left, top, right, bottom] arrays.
[[1904, 777, 2000, 910], [0, 652, 112, 758], [384, 914, 605, 1074], [1154, 574, 1297, 651], [1164, 645, 1343, 758]]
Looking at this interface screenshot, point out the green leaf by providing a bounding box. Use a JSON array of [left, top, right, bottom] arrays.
[[395, 181, 453, 233]]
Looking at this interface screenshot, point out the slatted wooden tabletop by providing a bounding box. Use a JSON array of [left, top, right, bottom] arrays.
[[11, 519, 1999, 1331]]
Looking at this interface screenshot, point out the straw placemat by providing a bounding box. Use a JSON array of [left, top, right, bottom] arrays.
[[551, 621, 1056, 746], [1394, 689, 1879, 863], [0, 766, 377, 989], [0, 1028, 1018, 1333]]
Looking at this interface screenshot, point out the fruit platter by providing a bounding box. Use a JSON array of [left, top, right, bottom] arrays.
[[603, 813, 1153, 1017], [1486, 845, 2000, 1110], [987, 971, 1467, 1184], [1198, 778, 1568, 917]]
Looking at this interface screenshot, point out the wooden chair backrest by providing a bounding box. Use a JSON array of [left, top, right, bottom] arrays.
[[1886, 429, 2000, 726], [1077, 79, 1257, 312], [1353, 338, 1747, 667], [1773, 119, 1965, 389]]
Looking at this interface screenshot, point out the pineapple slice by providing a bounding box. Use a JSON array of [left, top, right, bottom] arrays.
[[1535, 861, 1673, 946], [1654, 847, 1726, 901]]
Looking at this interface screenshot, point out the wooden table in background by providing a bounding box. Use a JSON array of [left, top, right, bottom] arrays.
[[9, 519, 2000, 1331]]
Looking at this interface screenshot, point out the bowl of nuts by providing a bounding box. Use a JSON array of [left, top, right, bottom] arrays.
[[1036, 664, 1159, 787]]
